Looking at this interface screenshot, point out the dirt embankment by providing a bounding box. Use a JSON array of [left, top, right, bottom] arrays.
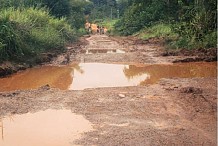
[[0, 37, 87, 77], [110, 35, 217, 63]]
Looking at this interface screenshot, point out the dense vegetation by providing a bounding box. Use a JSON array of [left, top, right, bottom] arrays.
[[114, 0, 217, 49], [87, 0, 216, 49], [0, 0, 89, 63]]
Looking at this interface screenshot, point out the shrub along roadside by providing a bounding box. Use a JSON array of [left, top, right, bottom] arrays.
[[134, 22, 217, 50], [136, 23, 178, 40], [0, 7, 75, 63], [114, 0, 217, 50]]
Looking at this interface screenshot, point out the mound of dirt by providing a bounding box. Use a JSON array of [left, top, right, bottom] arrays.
[[163, 48, 217, 62]]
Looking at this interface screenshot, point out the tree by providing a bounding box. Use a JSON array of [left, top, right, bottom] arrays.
[[115, 0, 217, 48], [88, 0, 117, 20], [68, 0, 91, 29], [117, 0, 128, 16], [42, 0, 71, 18]]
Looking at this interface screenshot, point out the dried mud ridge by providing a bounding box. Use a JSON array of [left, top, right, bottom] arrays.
[[0, 35, 217, 145]]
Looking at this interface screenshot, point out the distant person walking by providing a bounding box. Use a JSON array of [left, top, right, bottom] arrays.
[[99, 26, 105, 35], [102, 26, 105, 34], [100, 26, 102, 35], [97, 25, 100, 34], [88, 24, 92, 34]]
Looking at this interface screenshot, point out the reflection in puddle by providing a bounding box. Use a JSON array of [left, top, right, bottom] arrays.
[[70, 63, 150, 90], [0, 66, 73, 91], [85, 49, 125, 54], [124, 62, 217, 85], [0, 109, 93, 146], [0, 62, 216, 91]]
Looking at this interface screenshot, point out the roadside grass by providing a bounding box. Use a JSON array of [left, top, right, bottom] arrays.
[[136, 23, 178, 41], [0, 7, 75, 63], [169, 30, 217, 49], [136, 23, 217, 50]]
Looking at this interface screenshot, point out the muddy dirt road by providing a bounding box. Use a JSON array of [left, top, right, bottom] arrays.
[[0, 34, 217, 146]]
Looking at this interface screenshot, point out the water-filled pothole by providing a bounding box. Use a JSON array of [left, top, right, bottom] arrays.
[[0, 109, 93, 146], [0, 62, 216, 91], [83, 49, 126, 54]]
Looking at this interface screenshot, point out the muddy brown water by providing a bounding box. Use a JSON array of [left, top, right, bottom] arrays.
[[0, 109, 93, 146], [0, 62, 216, 91]]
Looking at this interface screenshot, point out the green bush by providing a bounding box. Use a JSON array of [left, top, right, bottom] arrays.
[[30, 27, 62, 50], [0, 7, 75, 62], [202, 31, 217, 48], [169, 30, 217, 49], [114, 0, 169, 36], [114, 0, 216, 50], [139, 23, 178, 40], [169, 20, 217, 49], [76, 28, 88, 36], [0, 13, 25, 60]]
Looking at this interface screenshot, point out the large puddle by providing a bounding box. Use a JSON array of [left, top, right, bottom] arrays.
[[0, 109, 93, 146], [0, 62, 216, 91]]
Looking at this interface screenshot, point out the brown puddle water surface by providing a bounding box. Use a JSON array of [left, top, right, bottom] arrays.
[[0, 109, 93, 146], [0, 62, 216, 91]]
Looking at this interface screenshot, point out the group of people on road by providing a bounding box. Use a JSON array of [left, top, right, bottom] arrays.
[[86, 22, 105, 35], [97, 25, 105, 35]]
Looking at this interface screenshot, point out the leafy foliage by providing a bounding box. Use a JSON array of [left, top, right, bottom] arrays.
[[68, 0, 90, 29], [138, 23, 178, 40], [114, 0, 171, 35], [0, 7, 75, 62], [0, 0, 92, 62], [114, 0, 217, 49], [42, 0, 71, 18]]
